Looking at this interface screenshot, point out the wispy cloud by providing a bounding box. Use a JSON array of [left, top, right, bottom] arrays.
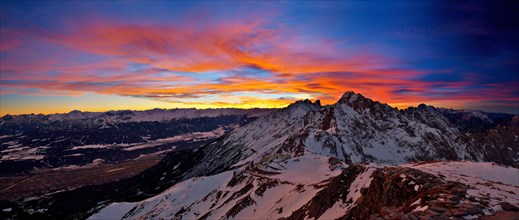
[[1, 1, 518, 114]]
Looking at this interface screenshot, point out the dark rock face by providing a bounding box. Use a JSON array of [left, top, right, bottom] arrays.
[[277, 165, 471, 220], [283, 164, 365, 220], [500, 202, 519, 212], [341, 167, 473, 219], [462, 125, 519, 167], [282, 164, 512, 220]]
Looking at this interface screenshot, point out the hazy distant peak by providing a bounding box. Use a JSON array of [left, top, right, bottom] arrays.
[[287, 98, 321, 109]]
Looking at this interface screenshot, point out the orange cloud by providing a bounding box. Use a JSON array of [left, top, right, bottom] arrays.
[[1, 13, 518, 113]]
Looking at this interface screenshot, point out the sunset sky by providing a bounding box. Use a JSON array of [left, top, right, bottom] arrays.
[[1, 1, 518, 115]]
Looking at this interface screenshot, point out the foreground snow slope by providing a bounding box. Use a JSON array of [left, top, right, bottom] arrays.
[[90, 160, 519, 220]]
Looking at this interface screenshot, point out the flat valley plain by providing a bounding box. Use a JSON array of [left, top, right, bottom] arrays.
[[0, 155, 161, 201]]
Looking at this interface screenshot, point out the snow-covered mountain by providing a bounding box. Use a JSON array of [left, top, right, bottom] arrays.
[[0, 108, 274, 175], [148, 91, 517, 176], [4, 91, 517, 219], [90, 161, 519, 220], [2, 108, 273, 124], [83, 91, 518, 219]]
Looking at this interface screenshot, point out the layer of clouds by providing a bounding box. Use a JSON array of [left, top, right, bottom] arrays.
[[1, 1, 518, 113]]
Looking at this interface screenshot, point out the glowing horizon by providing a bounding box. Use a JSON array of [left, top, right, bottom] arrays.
[[0, 91, 511, 116], [1, 1, 518, 116]]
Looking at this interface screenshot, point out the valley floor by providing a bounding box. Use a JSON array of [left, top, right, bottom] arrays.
[[0, 155, 161, 201]]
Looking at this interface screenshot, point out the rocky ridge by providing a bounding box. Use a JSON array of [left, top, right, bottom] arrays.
[[3, 91, 517, 219]]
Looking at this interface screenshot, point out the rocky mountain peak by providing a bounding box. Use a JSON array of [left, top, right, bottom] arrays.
[[314, 99, 321, 107], [287, 99, 321, 110], [338, 91, 363, 102], [417, 103, 428, 109], [416, 103, 438, 112], [68, 110, 82, 114], [282, 99, 322, 120], [413, 103, 437, 114], [337, 91, 392, 113]]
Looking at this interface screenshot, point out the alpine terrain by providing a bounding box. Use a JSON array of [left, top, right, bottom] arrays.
[[2, 91, 518, 219], [0, 108, 273, 202]]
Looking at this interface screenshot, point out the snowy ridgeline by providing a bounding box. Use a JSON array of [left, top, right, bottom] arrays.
[[6, 91, 517, 218], [43, 108, 272, 122], [88, 92, 518, 220], [90, 159, 519, 220], [0, 107, 273, 174], [197, 92, 518, 169]]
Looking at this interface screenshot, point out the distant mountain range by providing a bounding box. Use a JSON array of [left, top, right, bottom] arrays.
[[1, 91, 517, 219], [0, 108, 274, 175]]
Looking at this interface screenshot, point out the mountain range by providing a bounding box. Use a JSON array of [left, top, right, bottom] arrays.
[[0, 108, 273, 175], [1, 91, 518, 219]]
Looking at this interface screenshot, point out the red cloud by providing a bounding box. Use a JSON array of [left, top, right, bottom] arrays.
[[1, 14, 518, 112]]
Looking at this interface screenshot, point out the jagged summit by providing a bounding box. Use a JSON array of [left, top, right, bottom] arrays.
[[412, 103, 438, 112], [339, 90, 359, 98], [314, 99, 321, 107], [336, 91, 394, 113], [338, 90, 362, 103], [288, 98, 321, 108], [286, 99, 322, 118]]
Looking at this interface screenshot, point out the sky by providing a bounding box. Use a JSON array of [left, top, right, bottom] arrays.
[[1, 1, 518, 115]]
